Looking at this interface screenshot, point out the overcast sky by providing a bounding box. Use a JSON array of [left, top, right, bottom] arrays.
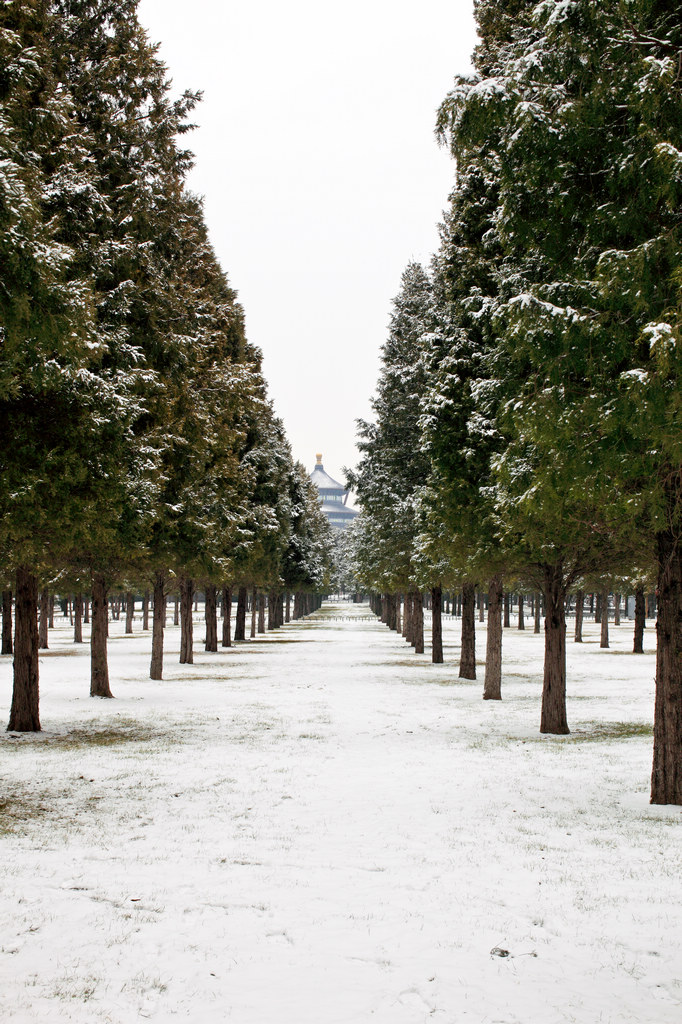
[[137, 0, 477, 485]]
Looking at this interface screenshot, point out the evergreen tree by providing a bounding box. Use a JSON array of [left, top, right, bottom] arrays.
[[349, 263, 435, 651], [438, 0, 681, 782]]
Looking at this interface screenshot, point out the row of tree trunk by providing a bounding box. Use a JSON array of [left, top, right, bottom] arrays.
[[4, 567, 325, 732], [370, 582, 652, 739]]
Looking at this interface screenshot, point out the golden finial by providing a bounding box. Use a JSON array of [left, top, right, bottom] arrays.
[[316, 453, 323, 465]]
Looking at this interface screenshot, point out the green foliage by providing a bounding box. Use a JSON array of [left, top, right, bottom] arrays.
[[1, 0, 328, 607], [349, 263, 435, 592]]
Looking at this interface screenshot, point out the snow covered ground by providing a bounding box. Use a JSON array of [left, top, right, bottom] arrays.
[[0, 601, 680, 1023]]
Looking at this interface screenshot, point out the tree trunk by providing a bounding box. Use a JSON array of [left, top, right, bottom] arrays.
[[142, 590, 150, 630], [250, 587, 257, 638], [403, 592, 411, 640], [600, 590, 610, 648], [459, 582, 476, 679], [234, 586, 247, 640], [534, 591, 542, 634], [173, 594, 179, 626], [410, 590, 424, 653], [8, 568, 40, 731], [125, 591, 134, 633], [205, 584, 218, 652], [503, 590, 510, 628], [276, 593, 284, 628], [478, 590, 485, 622], [387, 593, 397, 632], [38, 588, 49, 649], [90, 574, 113, 698], [74, 593, 83, 643], [633, 586, 645, 654], [179, 576, 194, 664], [285, 593, 291, 623], [518, 594, 525, 630], [258, 592, 265, 633], [540, 564, 569, 734], [221, 586, 232, 647], [2, 589, 12, 655], [150, 572, 166, 679], [431, 586, 443, 664], [614, 592, 621, 626], [395, 594, 402, 634], [574, 589, 584, 643], [651, 528, 682, 804], [595, 593, 602, 624], [484, 575, 503, 700]]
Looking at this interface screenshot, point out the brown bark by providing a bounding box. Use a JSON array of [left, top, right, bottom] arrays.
[[503, 590, 510, 628], [518, 594, 525, 630], [142, 590, 150, 631], [478, 590, 485, 623], [633, 586, 645, 653], [574, 589, 584, 643], [221, 586, 232, 647], [205, 584, 218, 652], [90, 574, 113, 698], [268, 591, 276, 630], [534, 591, 542, 634], [387, 594, 397, 632], [258, 592, 265, 633], [410, 590, 424, 654], [8, 568, 40, 731], [74, 593, 83, 643], [484, 575, 503, 700], [614, 592, 621, 626], [234, 586, 247, 640], [173, 595, 179, 626], [650, 529, 682, 804], [431, 586, 443, 664], [395, 594, 402, 634], [276, 593, 284, 628], [540, 564, 569, 734], [600, 590, 610, 648], [125, 591, 134, 633], [459, 582, 476, 679], [2, 589, 12, 655], [83, 596, 89, 624], [150, 572, 166, 679], [38, 588, 49, 649], [285, 593, 291, 623], [403, 592, 412, 641], [179, 576, 194, 664], [250, 587, 257, 638]]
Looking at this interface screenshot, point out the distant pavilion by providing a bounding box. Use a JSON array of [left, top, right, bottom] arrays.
[[309, 454, 357, 531]]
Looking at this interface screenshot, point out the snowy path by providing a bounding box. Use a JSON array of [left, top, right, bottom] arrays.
[[0, 602, 680, 1023]]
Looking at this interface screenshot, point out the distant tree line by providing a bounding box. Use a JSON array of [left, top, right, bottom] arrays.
[[348, 0, 682, 805], [0, 0, 331, 729]]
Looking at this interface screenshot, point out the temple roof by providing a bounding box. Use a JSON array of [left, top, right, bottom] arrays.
[[320, 500, 356, 517], [309, 454, 346, 493]]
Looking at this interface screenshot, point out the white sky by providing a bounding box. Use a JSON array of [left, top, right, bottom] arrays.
[[137, 0, 477, 484]]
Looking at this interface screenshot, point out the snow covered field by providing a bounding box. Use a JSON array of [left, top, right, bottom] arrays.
[[0, 601, 680, 1024]]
